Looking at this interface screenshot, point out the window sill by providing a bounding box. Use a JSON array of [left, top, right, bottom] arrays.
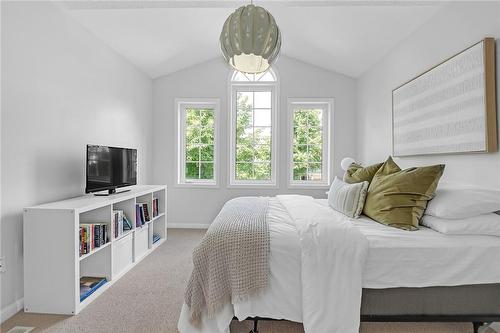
[[228, 182, 278, 189], [287, 183, 330, 189], [175, 182, 219, 189]]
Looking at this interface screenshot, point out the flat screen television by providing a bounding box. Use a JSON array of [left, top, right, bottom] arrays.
[[86, 145, 137, 195]]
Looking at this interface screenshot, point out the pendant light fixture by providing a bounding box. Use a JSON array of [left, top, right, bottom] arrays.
[[220, 2, 281, 74]]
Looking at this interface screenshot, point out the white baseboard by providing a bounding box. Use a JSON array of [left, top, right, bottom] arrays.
[[1, 297, 23, 324], [168, 223, 210, 229]]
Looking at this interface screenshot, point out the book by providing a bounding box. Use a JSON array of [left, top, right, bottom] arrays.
[[118, 213, 123, 236], [90, 224, 94, 250], [139, 203, 150, 222], [136, 204, 142, 227], [101, 224, 107, 243], [113, 211, 118, 238], [113, 210, 124, 238], [153, 233, 161, 244], [85, 224, 92, 253], [80, 224, 90, 255], [79, 227, 83, 256], [83, 224, 91, 254], [140, 205, 146, 224], [144, 203, 150, 221], [84, 224, 91, 253], [81, 226, 86, 255], [123, 214, 132, 231], [136, 203, 146, 224], [94, 224, 101, 248], [80, 276, 107, 302], [152, 198, 159, 218], [95, 224, 107, 247]]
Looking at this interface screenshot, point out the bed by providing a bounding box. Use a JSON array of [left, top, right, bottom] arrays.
[[178, 196, 500, 333]]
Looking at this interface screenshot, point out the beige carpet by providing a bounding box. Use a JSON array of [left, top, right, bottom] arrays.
[[1, 229, 493, 333]]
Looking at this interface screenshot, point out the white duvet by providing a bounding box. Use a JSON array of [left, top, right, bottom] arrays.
[[178, 195, 368, 333]]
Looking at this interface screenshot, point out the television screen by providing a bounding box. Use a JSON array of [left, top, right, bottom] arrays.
[[86, 145, 137, 194]]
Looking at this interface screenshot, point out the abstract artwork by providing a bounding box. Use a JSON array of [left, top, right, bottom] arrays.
[[392, 38, 497, 156]]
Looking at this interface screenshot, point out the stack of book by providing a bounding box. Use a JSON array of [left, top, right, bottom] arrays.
[[113, 210, 133, 239], [153, 233, 161, 244], [152, 197, 160, 218], [80, 276, 107, 302], [79, 224, 108, 256], [135, 203, 150, 227]]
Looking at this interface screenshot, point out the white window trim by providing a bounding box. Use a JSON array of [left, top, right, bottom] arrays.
[[287, 98, 333, 189], [228, 80, 279, 188], [175, 98, 220, 188]]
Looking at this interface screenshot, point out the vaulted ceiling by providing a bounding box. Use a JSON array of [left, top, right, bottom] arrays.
[[60, 1, 445, 79]]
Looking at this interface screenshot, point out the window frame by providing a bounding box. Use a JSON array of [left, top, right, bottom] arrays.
[[287, 98, 333, 188], [228, 70, 279, 188], [175, 98, 220, 188]]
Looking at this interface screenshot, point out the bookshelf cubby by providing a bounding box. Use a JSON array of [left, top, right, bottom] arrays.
[[23, 185, 167, 315]]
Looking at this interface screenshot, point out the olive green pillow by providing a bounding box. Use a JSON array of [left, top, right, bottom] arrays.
[[363, 157, 445, 231], [344, 162, 383, 184]]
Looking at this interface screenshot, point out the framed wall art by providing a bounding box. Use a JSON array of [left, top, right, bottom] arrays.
[[392, 38, 497, 156]]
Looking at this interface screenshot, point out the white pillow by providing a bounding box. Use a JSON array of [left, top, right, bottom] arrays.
[[425, 187, 500, 219], [421, 213, 500, 236], [327, 177, 368, 218]]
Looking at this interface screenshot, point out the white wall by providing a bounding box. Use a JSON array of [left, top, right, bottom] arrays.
[[357, 1, 500, 188], [153, 56, 357, 226], [1, 1, 153, 320]]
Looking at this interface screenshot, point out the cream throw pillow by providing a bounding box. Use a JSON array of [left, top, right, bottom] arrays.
[[328, 177, 369, 218]]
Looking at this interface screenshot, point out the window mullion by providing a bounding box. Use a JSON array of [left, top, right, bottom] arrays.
[[198, 127, 201, 180], [252, 91, 256, 180], [322, 111, 326, 181], [197, 110, 201, 180]]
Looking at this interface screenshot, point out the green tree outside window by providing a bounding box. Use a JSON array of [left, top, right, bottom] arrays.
[[185, 108, 215, 180], [292, 109, 323, 181], [235, 91, 272, 180]]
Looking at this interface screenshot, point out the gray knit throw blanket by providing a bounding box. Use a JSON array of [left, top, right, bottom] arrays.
[[184, 197, 270, 325]]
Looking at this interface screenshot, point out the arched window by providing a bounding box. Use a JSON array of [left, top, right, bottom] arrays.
[[230, 69, 277, 83], [229, 69, 278, 186]]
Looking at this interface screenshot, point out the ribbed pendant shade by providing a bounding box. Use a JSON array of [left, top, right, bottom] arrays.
[[220, 4, 281, 74]]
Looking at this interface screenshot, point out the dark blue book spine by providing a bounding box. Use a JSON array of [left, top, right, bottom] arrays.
[[136, 205, 141, 227], [94, 225, 100, 248]]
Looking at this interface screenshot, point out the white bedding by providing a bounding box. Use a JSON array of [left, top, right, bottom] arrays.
[[313, 199, 500, 288], [179, 196, 500, 333]]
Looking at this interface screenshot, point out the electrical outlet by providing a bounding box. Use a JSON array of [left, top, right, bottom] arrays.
[[0, 256, 5, 273]]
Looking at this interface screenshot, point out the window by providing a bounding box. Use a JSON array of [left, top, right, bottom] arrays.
[[176, 99, 219, 186], [288, 98, 332, 187], [229, 69, 278, 187]]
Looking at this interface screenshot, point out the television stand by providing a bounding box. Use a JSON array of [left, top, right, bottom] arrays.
[[23, 185, 167, 315]]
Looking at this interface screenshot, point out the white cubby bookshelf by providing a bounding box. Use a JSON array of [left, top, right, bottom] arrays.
[[23, 185, 167, 315]]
